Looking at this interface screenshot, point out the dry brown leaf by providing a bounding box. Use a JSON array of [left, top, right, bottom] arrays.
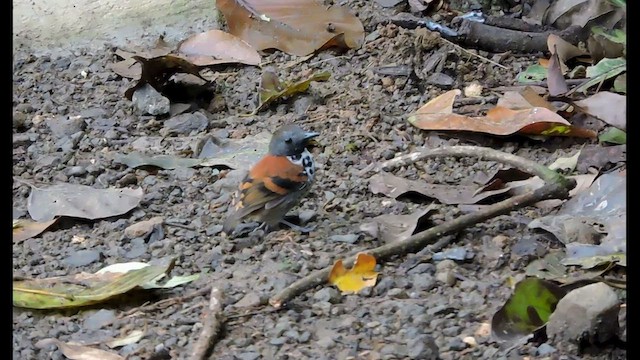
[[547, 34, 588, 73], [547, 48, 569, 96], [408, 90, 595, 138], [363, 206, 436, 243], [35, 339, 124, 360], [13, 218, 58, 243], [369, 172, 511, 205], [574, 91, 626, 130], [177, 30, 261, 66], [497, 87, 557, 111], [217, 0, 365, 56], [544, 0, 617, 29]]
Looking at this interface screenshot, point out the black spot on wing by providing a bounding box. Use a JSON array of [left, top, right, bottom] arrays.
[[272, 176, 305, 191]]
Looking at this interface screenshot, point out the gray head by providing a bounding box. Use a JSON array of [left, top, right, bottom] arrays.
[[268, 124, 319, 156]]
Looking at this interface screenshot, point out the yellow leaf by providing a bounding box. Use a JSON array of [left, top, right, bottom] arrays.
[[328, 253, 379, 294]]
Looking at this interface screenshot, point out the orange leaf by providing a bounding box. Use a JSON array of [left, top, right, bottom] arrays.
[[217, 0, 365, 56], [409, 96, 595, 138], [497, 87, 557, 112], [13, 219, 58, 243], [177, 30, 261, 66], [328, 253, 379, 294]]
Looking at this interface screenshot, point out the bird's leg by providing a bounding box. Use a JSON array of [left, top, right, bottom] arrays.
[[279, 219, 316, 233]]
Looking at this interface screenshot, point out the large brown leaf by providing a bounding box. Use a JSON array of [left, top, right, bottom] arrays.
[[177, 30, 261, 66], [408, 90, 596, 138], [217, 0, 365, 56]]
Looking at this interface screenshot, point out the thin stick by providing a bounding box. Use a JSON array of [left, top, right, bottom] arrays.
[[269, 147, 576, 308], [190, 287, 225, 360], [440, 37, 509, 70]]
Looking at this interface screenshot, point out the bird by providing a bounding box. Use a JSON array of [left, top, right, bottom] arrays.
[[222, 124, 319, 235]]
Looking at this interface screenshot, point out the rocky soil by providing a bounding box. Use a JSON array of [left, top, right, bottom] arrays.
[[13, 0, 626, 359]]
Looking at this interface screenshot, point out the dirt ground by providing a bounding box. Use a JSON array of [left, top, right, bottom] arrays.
[[12, 0, 626, 359]]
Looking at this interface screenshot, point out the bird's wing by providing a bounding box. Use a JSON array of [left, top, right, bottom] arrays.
[[229, 155, 309, 220]]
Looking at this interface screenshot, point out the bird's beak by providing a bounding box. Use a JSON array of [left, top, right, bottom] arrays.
[[304, 132, 320, 147]]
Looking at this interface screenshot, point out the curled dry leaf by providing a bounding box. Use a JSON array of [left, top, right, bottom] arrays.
[[328, 253, 379, 294], [217, 0, 365, 56], [35, 339, 124, 360], [574, 91, 626, 130], [408, 90, 596, 138], [547, 34, 588, 73], [361, 206, 437, 243], [497, 86, 557, 111], [13, 218, 58, 243], [544, 0, 619, 29], [177, 29, 261, 66], [547, 47, 569, 96], [27, 184, 144, 222], [124, 55, 209, 100], [369, 172, 511, 205], [251, 70, 330, 114]]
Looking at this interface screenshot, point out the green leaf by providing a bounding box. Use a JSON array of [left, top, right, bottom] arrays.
[[13, 259, 175, 309], [491, 277, 567, 340], [608, 0, 625, 7], [599, 127, 626, 144], [586, 57, 626, 78], [613, 73, 626, 93], [591, 27, 626, 45], [516, 64, 547, 84], [571, 58, 626, 94]]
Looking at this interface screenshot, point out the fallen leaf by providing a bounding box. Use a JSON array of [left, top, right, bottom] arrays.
[[177, 29, 261, 66], [217, 0, 365, 56], [548, 150, 581, 172], [561, 253, 626, 269], [124, 55, 208, 100], [13, 218, 58, 243], [362, 206, 436, 243], [525, 250, 612, 284], [491, 277, 566, 341], [587, 27, 625, 63], [115, 132, 271, 171], [408, 90, 596, 138], [574, 91, 626, 130], [547, 47, 569, 96], [497, 87, 557, 112], [571, 57, 626, 94], [109, 41, 173, 79], [35, 339, 124, 360], [516, 64, 547, 83], [369, 172, 511, 205], [544, 0, 617, 29], [27, 184, 143, 222], [613, 73, 626, 93], [252, 70, 330, 114], [328, 253, 379, 294], [528, 170, 626, 259], [96, 261, 199, 289], [576, 144, 625, 172], [13, 259, 174, 309], [547, 34, 588, 74], [114, 153, 203, 170], [105, 330, 145, 349], [598, 127, 626, 144]]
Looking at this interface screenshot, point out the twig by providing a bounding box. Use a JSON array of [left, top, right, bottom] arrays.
[[269, 147, 576, 308], [190, 287, 225, 360], [440, 37, 509, 70]]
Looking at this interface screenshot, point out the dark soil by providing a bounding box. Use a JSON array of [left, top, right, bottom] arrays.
[[13, 1, 625, 359]]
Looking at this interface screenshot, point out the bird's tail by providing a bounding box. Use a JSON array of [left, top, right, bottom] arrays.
[[222, 215, 238, 235]]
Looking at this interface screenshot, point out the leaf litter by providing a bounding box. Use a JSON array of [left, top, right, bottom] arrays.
[[27, 184, 144, 223]]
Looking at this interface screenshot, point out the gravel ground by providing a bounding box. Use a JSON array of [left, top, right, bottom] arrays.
[[13, 1, 626, 359]]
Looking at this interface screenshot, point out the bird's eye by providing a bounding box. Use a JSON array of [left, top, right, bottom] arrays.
[[285, 137, 293, 144]]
